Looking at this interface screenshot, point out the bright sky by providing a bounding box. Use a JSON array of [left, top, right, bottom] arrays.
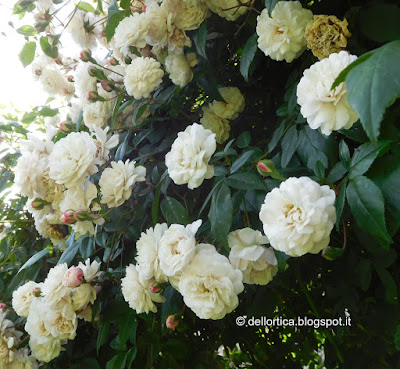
[[0, 2, 47, 111]]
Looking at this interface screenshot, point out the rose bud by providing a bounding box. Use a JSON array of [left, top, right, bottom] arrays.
[[61, 210, 76, 224], [87, 66, 107, 80], [54, 57, 63, 65], [106, 57, 118, 66], [0, 303, 6, 311], [100, 80, 115, 92], [256, 159, 285, 181], [80, 49, 93, 62], [59, 120, 74, 133], [63, 266, 84, 288], [74, 210, 101, 222], [31, 198, 51, 210], [67, 75, 74, 83], [87, 90, 106, 103], [166, 314, 179, 330], [34, 68, 42, 76], [33, 288, 42, 297]]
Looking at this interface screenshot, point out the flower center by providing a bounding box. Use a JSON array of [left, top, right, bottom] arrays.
[[283, 203, 305, 225], [317, 81, 347, 105]]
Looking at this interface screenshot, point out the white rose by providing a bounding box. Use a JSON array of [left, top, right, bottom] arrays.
[[165, 123, 216, 189], [29, 336, 62, 363], [114, 13, 150, 57], [12, 281, 42, 317], [178, 244, 244, 320], [14, 154, 46, 199], [121, 264, 165, 314], [208, 86, 245, 120], [204, 0, 253, 21], [77, 259, 102, 282], [228, 228, 278, 285], [259, 177, 336, 257], [71, 284, 97, 311], [74, 63, 97, 99], [48, 132, 98, 188], [39, 68, 73, 98], [83, 97, 114, 131], [296, 51, 359, 135], [146, 1, 174, 47], [165, 52, 193, 88], [41, 264, 71, 309], [135, 223, 169, 282], [159, 220, 202, 277], [8, 349, 38, 369], [200, 106, 231, 144], [91, 126, 120, 165], [67, 10, 99, 50], [256, 1, 313, 62], [124, 57, 164, 99], [166, 0, 208, 30], [99, 160, 146, 208]]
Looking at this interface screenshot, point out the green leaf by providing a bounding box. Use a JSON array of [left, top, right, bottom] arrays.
[[335, 178, 347, 231], [208, 183, 233, 248], [106, 353, 127, 369], [275, 250, 290, 271], [104, 11, 129, 42], [264, 0, 279, 14], [161, 197, 190, 225], [77, 1, 95, 12], [16, 25, 36, 36], [356, 259, 372, 292], [161, 286, 184, 333], [193, 21, 207, 60], [236, 131, 251, 148], [18, 41, 36, 67], [119, 311, 136, 345], [40, 36, 58, 58], [107, 0, 119, 19], [360, 4, 400, 43], [114, 131, 131, 161], [297, 127, 329, 170], [18, 248, 50, 273], [346, 176, 392, 246], [345, 41, 400, 142], [339, 140, 350, 169], [349, 141, 391, 179], [395, 325, 400, 351], [39, 106, 59, 117], [230, 149, 255, 174], [376, 266, 398, 304], [126, 347, 137, 367], [281, 125, 298, 168], [240, 33, 258, 82], [79, 237, 95, 259], [268, 120, 286, 152], [58, 233, 79, 265], [225, 172, 266, 191], [21, 111, 38, 123], [97, 319, 110, 353], [132, 103, 149, 126]]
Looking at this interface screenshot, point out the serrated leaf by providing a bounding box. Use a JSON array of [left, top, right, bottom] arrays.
[[268, 120, 286, 152], [339, 140, 350, 169], [208, 183, 232, 248], [281, 125, 298, 168], [18, 248, 50, 273], [349, 141, 391, 179], [225, 172, 266, 191], [18, 41, 36, 67], [193, 21, 207, 60], [346, 176, 392, 246], [240, 33, 258, 82], [345, 41, 400, 142], [16, 25, 36, 36], [161, 197, 190, 225], [230, 149, 255, 174]]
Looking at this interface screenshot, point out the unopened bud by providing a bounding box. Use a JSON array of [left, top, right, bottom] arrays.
[[166, 314, 179, 330], [33, 288, 42, 297], [80, 49, 93, 62], [87, 90, 106, 102], [256, 159, 285, 181], [31, 198, 51, 210], [67, 75, 74, 83], [63, 266, 84, 288], [34, 68, 42, 76], [100, 80, 115, 92], [74, 210, 101, 222], [106, 57, 118, 66], [0, 303, 6, 311], [150, 282, 167, 293], [61, 210, 76, 224], [59, 120, 74, 133], [88, 66, 107, 80], [54, 57, 62, 65]]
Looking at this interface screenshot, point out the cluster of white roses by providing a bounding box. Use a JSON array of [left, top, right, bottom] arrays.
[[256, 1, 359, 135], [0, 310, 38, 369], [122, 220, 278, 320], [11, 260, 101, 363], [14, 126, 146, 242]]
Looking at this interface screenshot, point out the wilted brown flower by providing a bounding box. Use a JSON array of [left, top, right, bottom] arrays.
[[305, 15, 351, 60]]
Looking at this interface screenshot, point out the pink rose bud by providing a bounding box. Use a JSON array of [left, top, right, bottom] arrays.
[[100, 80, 114, 92], [54, 57, 62, 65], [67, 75, 74, 83], [74, 210, 101, 222], [0, 303, 6, 311], [166, 314, 179, 330], [80, 49, 92, 62], [63, 266, 84, 288], [106, 57, 118, 66], [142, 5, 146, 11], [59, 120, 74, 133], [33, 288, 42, 297], [31, 198, 50, 210], [150, 284, 161, 293], [87, 91, 106, 103], [256, 159, 285, 181], [61, 210, 76, 224], [257, 161, 270, 173]]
